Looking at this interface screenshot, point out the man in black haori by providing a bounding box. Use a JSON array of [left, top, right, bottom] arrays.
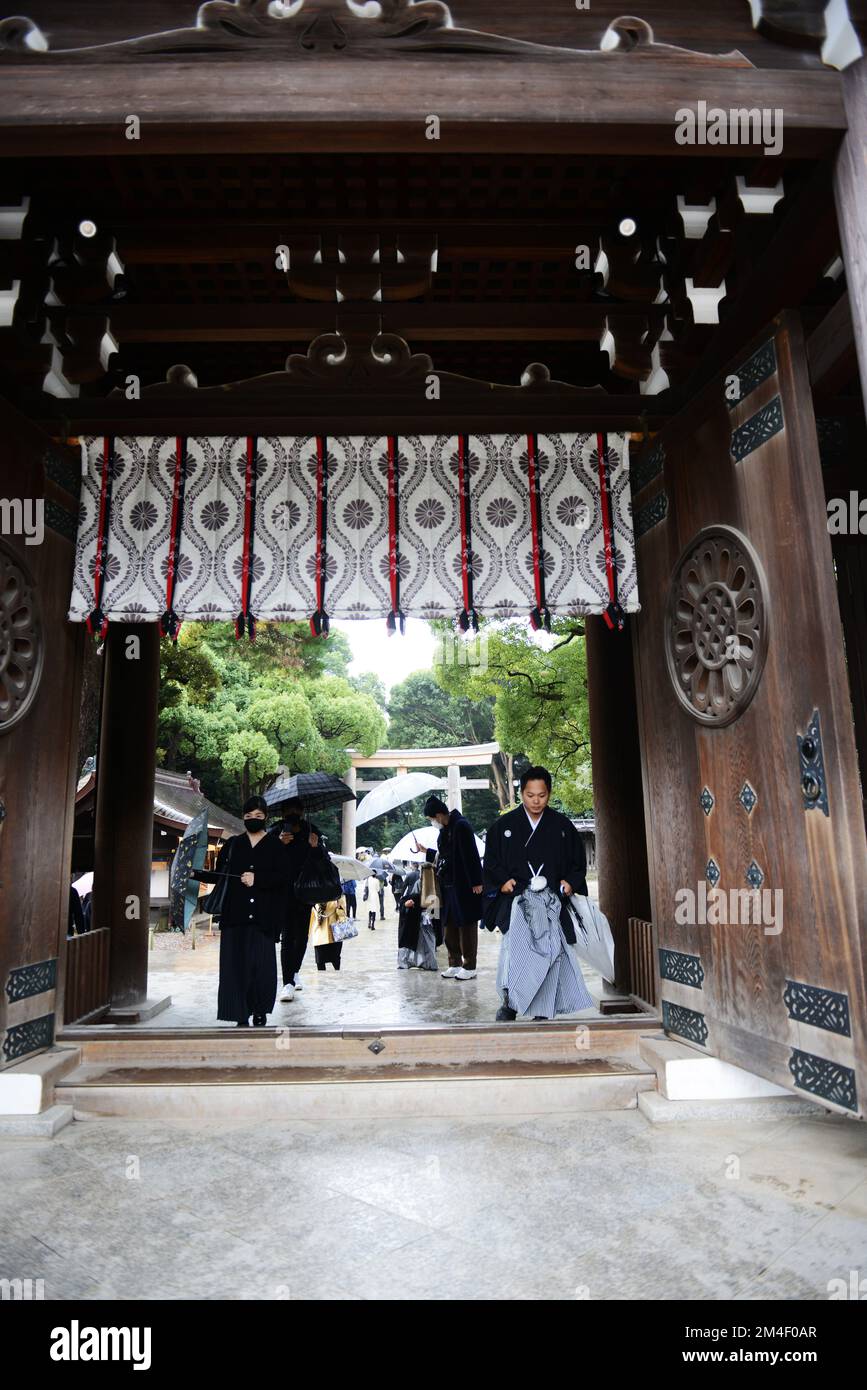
[[192, 795, 290, 1027], [277, 796, 324, 1002], [415, 795, 484, 981], [483, 766, 591, 1022]]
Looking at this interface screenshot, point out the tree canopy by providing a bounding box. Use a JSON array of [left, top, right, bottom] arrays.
[[158, 623, 386, 810]]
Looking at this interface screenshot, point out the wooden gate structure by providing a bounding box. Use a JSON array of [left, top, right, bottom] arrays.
[[0, 1, 865, 1115]]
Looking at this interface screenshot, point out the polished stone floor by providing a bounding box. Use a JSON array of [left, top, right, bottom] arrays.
[[1, 1106, 866, 1300], [139, 892, 606, 1029]]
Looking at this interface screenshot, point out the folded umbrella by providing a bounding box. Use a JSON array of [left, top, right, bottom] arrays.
[[566, 894, 616, 981], [169, 808, 209, 932]]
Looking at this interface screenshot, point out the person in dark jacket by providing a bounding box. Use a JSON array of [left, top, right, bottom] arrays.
[[483, 766, 588, 1021], [341, 878, 358, 919], [277, 797, 324, 1003], [193, 795, 290, 1027], [414, 796, 483, 980]]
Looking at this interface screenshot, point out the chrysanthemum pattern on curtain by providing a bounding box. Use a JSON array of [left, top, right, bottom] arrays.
[[68, 433, 639, 625]]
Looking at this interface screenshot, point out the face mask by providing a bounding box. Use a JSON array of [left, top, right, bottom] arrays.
[[244, 817, 265, 833]]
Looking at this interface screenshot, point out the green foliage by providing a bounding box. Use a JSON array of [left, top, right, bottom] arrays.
[[432, 620, 592, 815], [157, 623, 385, 809], [386, 670, 493, 748]]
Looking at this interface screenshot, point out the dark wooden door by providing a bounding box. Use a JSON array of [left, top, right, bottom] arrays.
[[0, 400, 84, 1069], [631, 313, 867, 1116]]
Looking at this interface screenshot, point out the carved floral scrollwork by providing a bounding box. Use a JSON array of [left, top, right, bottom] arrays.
[[285, 330, 433, 385], [0, 2, 752, 65], [665, 524, 769, 727], [0, 540, 44, 733]]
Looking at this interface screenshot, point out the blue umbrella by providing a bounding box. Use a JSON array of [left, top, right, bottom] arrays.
[[169, 808, 209, 932]]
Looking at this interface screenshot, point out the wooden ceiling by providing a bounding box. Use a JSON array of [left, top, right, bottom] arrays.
[[0, 2, 859, 430], [0, 145, 849, 420]]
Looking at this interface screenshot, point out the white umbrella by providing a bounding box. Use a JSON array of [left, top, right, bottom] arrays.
[[355, 771, 443, 827], [329, 853, 373, 879], [566, 896, 616, 982], [389, 823, 486, 863], [72, 871, 93, 896]]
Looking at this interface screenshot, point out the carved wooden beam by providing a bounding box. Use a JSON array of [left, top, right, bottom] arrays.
[[48, 300, 668, 344], [0, 3, 752, 66]]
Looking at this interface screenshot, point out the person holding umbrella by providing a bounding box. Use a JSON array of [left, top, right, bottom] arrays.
[[277, 796, 324, 1002], [192, 795, 290, 1027]]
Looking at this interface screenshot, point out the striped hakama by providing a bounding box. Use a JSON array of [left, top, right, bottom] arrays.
[[497, 887, 593, 1019]]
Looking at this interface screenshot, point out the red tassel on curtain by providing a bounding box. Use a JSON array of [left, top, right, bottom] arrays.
[[456, 433, 478, 632], [235, 435, 258, 641], [86, 435, 114, 640], [160, 436, 187, 642], [596, 431, 625, 632], [526, 433, 551, 632], [309, 434, 330, 638], [385, 434, 405, 635]]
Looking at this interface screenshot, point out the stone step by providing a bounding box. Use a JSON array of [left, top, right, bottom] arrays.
[[0, 1045, 82, 1116], [58, 1055, 657, 1120], [0, 1103, 75, 1137], [638, 1090, 825, 1124], [638, 1033, 794, 1101]]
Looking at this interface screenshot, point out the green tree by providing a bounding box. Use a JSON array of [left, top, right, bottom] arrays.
[[433, 621, 592, 815], [156, 623, 384, 809]]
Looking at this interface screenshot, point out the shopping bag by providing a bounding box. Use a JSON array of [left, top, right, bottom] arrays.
[[293, 850, 343, 905]]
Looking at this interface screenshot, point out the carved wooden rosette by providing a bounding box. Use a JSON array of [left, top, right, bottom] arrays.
[[0, 540, 44, 732], [665, 524, 770, 727]]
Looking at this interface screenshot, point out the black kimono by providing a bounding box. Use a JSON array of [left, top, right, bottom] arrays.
[[194, 831, 290, 1023], [396, 869, 422, 952], [425, 808, 484, 928], [482, 805, 587, 944]]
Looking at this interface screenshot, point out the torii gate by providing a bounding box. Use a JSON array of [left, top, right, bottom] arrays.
[[341, 743, 500, 855]]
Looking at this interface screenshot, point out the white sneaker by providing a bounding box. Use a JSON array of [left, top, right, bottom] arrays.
[[293, 978, 303, 992], [441, 966, 461, 978], [279, 983, 295, 1002], [454, 967, 477, 981]]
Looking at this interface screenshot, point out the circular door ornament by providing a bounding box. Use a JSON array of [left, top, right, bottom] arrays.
[[0, 540, 44, 733], [665, 525, 769, 727]]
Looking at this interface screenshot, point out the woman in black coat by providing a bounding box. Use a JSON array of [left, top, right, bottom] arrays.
[[193, 795, 290, 1027]]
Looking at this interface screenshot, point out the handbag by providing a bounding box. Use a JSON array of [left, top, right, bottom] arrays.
[[293, 849, 343, 905], [331, 917, 359, 942], [199, 874, 228, 919]]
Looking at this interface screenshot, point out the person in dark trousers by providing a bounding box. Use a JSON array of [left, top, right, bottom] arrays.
[[341, 878, 357, 919], [277, 797, 324, 1003], [482, 766, 588, 1021], [192, 795, 289, 1027], [414, 796, 483, 980]]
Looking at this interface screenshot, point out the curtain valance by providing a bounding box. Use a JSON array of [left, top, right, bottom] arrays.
[[68, 432, 639, 637]]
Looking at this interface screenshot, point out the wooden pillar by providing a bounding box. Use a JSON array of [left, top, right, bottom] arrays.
[[834, 58, 867, 407], [341, 766, 357, 857], [585, 616, 652, 993], [92, 623, 169, 1019]]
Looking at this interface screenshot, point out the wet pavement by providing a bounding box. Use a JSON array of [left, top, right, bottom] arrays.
[[140, 891, 606, 1028]]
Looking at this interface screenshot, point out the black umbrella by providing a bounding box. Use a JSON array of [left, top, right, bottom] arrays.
[[263, 772, 356, 815]]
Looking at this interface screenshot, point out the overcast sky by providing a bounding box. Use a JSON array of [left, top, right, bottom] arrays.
[[336, 617, 437, 695]]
